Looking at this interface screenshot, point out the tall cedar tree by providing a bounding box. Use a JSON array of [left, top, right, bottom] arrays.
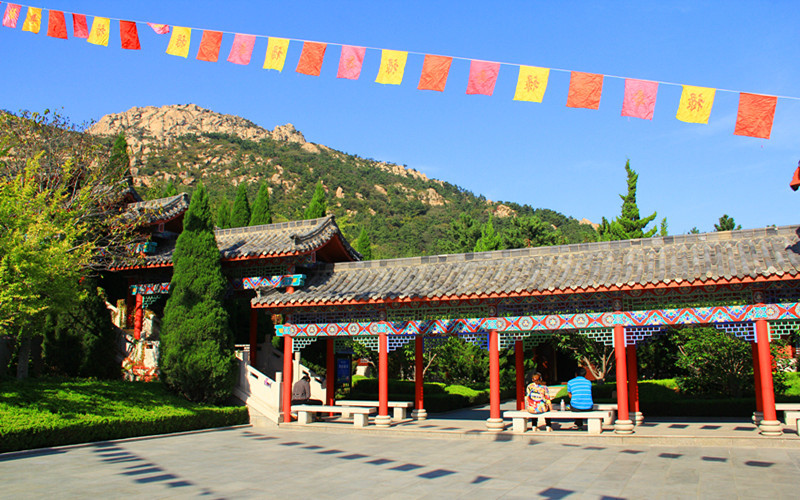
[[304, 181, 327, 219], [159, 183, 236, 403], [250, 183, 272, 225], [230, 183, 251, 228], [353, 228, 373, 260], [714, 214, 741, 231], [215, 199, 231, 229], [597, 160, 658, 241]]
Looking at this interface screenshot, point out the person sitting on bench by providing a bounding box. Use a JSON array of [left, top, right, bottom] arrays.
[[292, 373, 322, 406], [567, 367, 594, 430], [525, 371, 553, 432]]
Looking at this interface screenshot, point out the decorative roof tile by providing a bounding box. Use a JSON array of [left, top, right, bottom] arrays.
[[125, 193, 189, 225]]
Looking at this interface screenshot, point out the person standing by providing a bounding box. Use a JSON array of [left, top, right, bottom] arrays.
[[525, 371, 553, 432], [567, 367, 594, 430]]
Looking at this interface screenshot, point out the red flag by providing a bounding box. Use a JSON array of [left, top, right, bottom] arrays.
[[466, 60, 500, 96], [418, 55, 452, 92], [119, 20, 140, 50], [296, 42, 327, 76], [567, 72, 603, 109], [72, 13, 88, 38], [147, 23, 169, 34], [227, 33, 256, 65], [621, 79, 657, 120], [337, 45, 365, 80], [734, 93, 777, 139], [47, 10, 67, 39], [197, 30, 222, 62]]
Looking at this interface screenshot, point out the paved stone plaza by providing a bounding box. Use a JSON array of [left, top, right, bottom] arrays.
[[2, 422, 799, 499]]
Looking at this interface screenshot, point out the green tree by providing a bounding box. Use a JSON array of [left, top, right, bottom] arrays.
[[674, 327, 752, 397], [353, 228, 373, 260], [502, 215, 560, 249], [688, 227, 700, 234], [160, 180, 178, 198], [473, 215, 503, 252], [714, 214, 741, 232], [439, 213, 483, 254], [230, 183, 251, 228], [249, 182, 272, 226], [660, 217, 668, 237], [109, 134, 131, 174], [597, 160, 658, 241], [159, 183, 236, 403], [553, 333, 614, 382], [215, 199, 231, 229], [304, 181, 328, 219]]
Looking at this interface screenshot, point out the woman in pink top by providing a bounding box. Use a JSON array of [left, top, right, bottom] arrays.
[[525, 371, 553, 432]]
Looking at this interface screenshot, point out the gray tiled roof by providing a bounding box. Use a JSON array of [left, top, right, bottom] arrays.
[[125, 193, 189, 225], [252, 225, 800, 306]]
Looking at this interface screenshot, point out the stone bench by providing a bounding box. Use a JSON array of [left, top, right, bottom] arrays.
[[785, 411, 800, 435], [335, 400, 414, 420], [504, 410, 610, 434], [293, 405, 375, 427], [593, 404, 617, 426], [777, 404, 800, 425]]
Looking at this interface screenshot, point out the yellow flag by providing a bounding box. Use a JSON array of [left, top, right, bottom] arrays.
[[676, 85, 716, 124], [513, 66, 550, 103], [375, 50, 408, 85], [87, 17, 111, 46], [263, 38, 290, 71], [21, 7, 42, 33], [166, 26, 192, 58]]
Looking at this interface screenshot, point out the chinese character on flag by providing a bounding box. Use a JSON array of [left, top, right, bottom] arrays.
[[337, 45, 365, 80], [567, 72, 603, 109], [263, 37, 290, 71], [676, 85, 715, 123], [513, 66, 549, 103], [47, 10, 68, 39], [227, 33, 256, 65], [197, 30, 223, 62], [21, 6, 41, 33], [418, 55, 452, 92], [734, 93, 777, 139], [3, 4, 21, 29], [621, 79, 658, 120], [120, 21, 140, 50], [375, 49, 408, 85], [87, 16, 110, 46], [166, 26, 192, 58], [296, 42, 327, 76], [466, 60, 500, 96]]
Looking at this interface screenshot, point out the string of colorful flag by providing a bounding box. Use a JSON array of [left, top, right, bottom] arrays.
[[1, 3, 789, 140]]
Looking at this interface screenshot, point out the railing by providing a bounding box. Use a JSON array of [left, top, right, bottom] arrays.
[[234, 350, 282, 423]]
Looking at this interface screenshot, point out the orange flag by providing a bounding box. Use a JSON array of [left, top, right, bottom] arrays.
[[466, 60, 500, 96], [296, 42, 327, 76], [47, 10, 67, 39], [72, 14, 88, 38], [621, 79, 658, 120], [567, 72, 603, 109], [21, 6, 41, 33], [734, 93, 777, 139], [418, 55, 452, 91], [197, 30, 223, 62], [120, 21, 140, 50]]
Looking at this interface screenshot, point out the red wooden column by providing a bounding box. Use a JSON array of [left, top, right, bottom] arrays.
[[133, 293, 144, 340], [326, 338, 335, 407], [486, 329, 504, 431], [752, 342, 763, 424], [282, 335, 294, 423], [249, 309, 258, 367], [613, 323, 634, 434], [515, 340, 525, 411], [375, 330, 391, 427], [412, 335, 427, 420], [755, 318, 781, 435], [626, 345, 642, 425]]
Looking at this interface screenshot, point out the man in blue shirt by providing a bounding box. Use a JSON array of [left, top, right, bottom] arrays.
[[566, 367, 594, 430]]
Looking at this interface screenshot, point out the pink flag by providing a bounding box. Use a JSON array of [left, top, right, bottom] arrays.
[[147, 22, 170, 34], [621, 79, 658, 120], [2, 3, 21, 28], [227, 33, 256, 65], [72, 14, 88, 38], [337, 45, 365, 80], [466, 60, 500, 96]]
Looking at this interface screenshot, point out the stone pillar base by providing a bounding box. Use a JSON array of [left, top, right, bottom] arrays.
[[375, 415, 392, 428], [485, 418, 505, 432], [631, 411, 644, 426], [411, 409, 427, 421], [752, 411, 763, 425], [758, 419, 783, 436], [614, 419, 635, 434]]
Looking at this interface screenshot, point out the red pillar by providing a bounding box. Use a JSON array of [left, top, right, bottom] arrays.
[[613, 324, 633, 433], [486, 329, 503, 431], [249, 309, 258, 367], [282, 335, 294, 423], [626, 345, 640, 423], [133, 293, 143, 340], [752, 342, 763, 413], [755, 318, 780, 434], [414, 335, 425, 418], [515, 340, 525, 411], [326, 338, 335, 407], [376, 331, 390, 426]]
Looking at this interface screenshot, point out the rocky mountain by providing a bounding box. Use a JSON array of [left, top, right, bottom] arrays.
[[87, 104, 597, 258]]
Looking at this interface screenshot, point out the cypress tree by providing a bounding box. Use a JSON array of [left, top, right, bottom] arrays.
[[714, 214, 741, 231], [353, 228, 373, 260], [250, 183, 272, 226], [598, 160, 658, 241], [159, 183, 236, 403], [215, 199, 231, 229], [304, 181, 327, 219], [230, 183, 251, 228]]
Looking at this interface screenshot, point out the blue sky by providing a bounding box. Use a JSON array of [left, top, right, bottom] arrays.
[[1, 1, 798, 234]]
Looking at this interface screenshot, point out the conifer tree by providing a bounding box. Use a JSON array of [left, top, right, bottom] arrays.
[[473, 215, 504, 252], [304, 181, 327, 219], [230, 183, 251, 228], [597, 160, 658, 241], [215, 199, 231, 229], [440, 213, 483, 254], [159, 183, 236, 403], [714, 214, 741, 232], [250, 182, 272, 226], [109, 134, 130, 173], [161, 180, 178, 198], [353, 228, 373, 260]]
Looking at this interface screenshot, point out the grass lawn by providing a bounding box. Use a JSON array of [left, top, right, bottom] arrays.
[[0, 378, 249, 453]]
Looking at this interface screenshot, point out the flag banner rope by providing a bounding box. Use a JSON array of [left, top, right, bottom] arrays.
[[2, 2, 795, 140]]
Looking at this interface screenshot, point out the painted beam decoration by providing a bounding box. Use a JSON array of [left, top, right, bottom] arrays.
[[275, 302, 800, 337], [130, 282, 171, 295], [239, 274, 306, 290]]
